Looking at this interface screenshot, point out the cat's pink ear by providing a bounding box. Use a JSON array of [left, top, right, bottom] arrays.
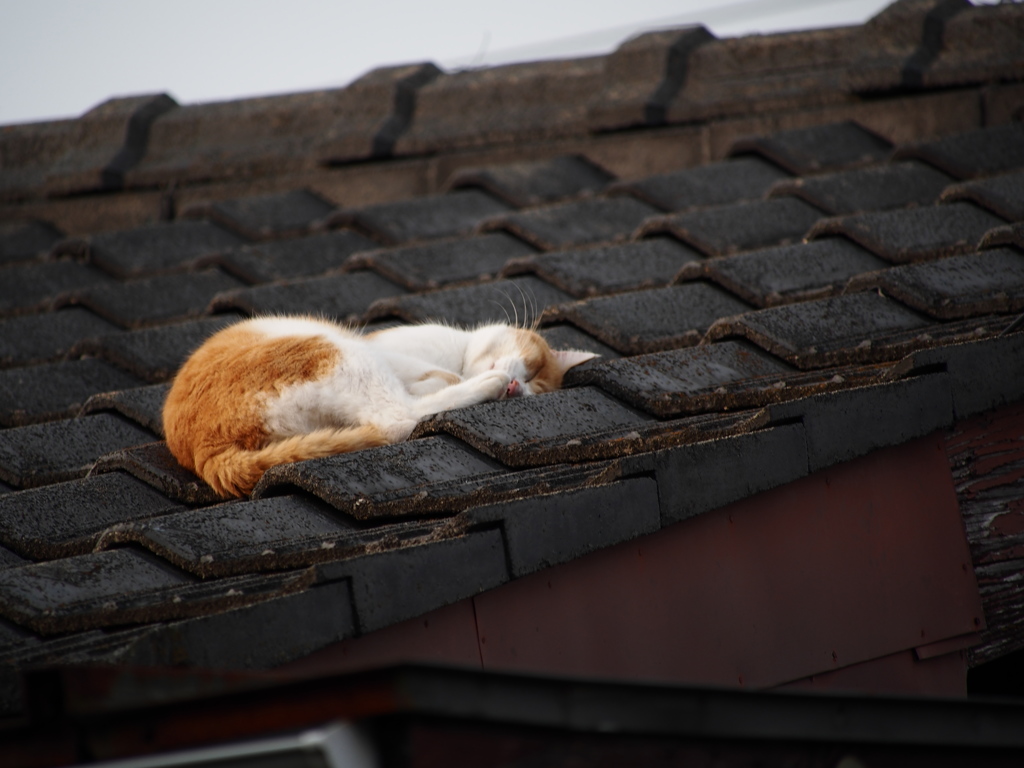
[[554, 348, 598, 372]]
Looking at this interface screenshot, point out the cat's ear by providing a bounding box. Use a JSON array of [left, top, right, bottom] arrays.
[[553, 348, 598, 372]]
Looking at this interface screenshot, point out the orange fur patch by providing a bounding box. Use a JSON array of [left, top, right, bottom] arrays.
[[514, 328, 562, 393], [163, 324, 353, 497], [418, 369, 462, 386]]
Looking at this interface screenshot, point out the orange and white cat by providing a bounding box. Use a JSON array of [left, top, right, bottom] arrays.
[[163, 316, 596, 498]]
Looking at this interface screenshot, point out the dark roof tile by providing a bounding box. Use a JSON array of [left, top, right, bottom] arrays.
[[80, 383, 169, 436], [844, 0, 971, 92], [538, 324, 621, 361], [0, 547, 312, 635], [93, 441, 220, 505], [728, 121, 893, 175], [891, 123, 1024, 179], [590, 26, 717, 129], [940, 170, 1024, 222], [67, 269, 242, 328], [981, 222, 1024, 250], [924, 3, 1024, 89], [0, 413, 155, 489], [0, 472, 181, 559], [0, 221, 64, 266], [181, 189, 337, 240], [253, 435, 615, 519], [347, 233, 533, 291], [889, 331, 1024, 420], [461, 479, 661, 578], [484, 196, 658, 251], [0, 547, 28, 571], [73, 315, 242, 383], [611, 156, 790, 212], [503, 237, 699, 298], [211, 231, 377, 284], [643, 423, 809, 524], [677, 238, 888, 307], [0, 309, 120, 369], [0, 358, 142, 427], [807, 202, 1007, 262], [0, 260, 113, 317], [415, 387, 653, 465], [665, 28, 858, 122], [847, 248, 1024, 319], [445, 155, 615, 208], [77, 220, 244, 278], [96, 495, 445, 578], [704, 292, 934, 369], [549, 283, 751, 354], [768, 372, 953, 472], [769, 161, 952, 215], [329, 190, 510, 245], [639, 197, 823, 257], [317, 528, 508, 634], [367, 275, 572, 326], [211, 271, 404, 322], [394, 58, 605, 155]]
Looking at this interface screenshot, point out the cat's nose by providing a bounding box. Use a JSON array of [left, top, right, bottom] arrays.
[[505, 379, 521, 398]]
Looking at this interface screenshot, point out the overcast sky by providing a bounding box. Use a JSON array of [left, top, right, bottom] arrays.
[[2, 0, 900, 126]]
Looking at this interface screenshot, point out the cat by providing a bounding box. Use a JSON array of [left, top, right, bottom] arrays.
[[163, 315, 597, 498]]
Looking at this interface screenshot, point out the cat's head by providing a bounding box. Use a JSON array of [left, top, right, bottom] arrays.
[[464, 324, 597, 397]]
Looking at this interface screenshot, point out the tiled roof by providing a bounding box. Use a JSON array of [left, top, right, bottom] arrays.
[[0, 0, 1023, 702]]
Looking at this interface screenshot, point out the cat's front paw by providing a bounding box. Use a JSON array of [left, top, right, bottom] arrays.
[[468, 370, 511, 402]]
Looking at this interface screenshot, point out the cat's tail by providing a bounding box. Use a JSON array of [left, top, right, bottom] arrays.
[[198, 425, 390, 498]]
